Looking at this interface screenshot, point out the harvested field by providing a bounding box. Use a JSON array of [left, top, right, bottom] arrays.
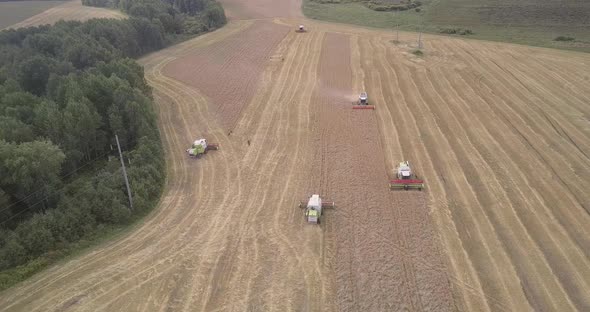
[[163, 20, 291, 130], [310, 32, 453, 311], [1, 0, 590, 311], [0, 1, 65, 29], [5, 0, 124, 29]]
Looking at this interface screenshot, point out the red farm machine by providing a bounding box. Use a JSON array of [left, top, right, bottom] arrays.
[[389, 161, 424, 190], [353, 92, 375, 110]]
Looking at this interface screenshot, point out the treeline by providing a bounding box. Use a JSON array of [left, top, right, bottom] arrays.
[[82, 0, 226, 34], [0, 0, 225, 287], [0, 19, 165, 281]]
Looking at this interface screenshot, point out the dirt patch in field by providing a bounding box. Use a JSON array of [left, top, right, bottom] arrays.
[[163, 20, 290, 130], [309, 32, 454, 311]]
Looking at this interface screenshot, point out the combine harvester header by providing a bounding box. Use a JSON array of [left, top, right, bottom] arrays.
[[390, 161, 424, 190], [298, 194, 335, 224], [352, 92, 375, 110]]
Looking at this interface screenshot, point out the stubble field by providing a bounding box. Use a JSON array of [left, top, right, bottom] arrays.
[[0, 0, 589, 311], [3, 0, 124, 30]]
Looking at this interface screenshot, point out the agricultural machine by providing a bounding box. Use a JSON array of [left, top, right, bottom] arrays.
[[186, 139, 219, 158], [389, 161, 424, 190], [353, 92, 375, 110], [298, 194, 335, 224], [296, 25, 306, 33]]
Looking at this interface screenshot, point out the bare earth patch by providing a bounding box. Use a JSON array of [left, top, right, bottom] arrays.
[[163, 20, 290, 130]]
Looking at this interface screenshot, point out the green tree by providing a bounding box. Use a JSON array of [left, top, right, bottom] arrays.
[[32, 100, 62, 145], [204, 2, 226, 29], [0, 235, 26, 269], [15, 214, 56, 259], [22, 33, 63, 57], [0, 117, 34, 143], [0, 92, 40, 125], [130, 18, 165, 53], [61, 98, 104, 169], [0, 140, 65, 213], [64, 37, 114, 69], [17, 56, 56, 96]]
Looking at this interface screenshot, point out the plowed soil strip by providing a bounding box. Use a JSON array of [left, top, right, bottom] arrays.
[[311, 32, 453, 311], [163, 20, 289, 131]]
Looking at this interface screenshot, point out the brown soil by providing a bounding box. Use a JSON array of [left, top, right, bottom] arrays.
[[163, 20, 290, 131], [6, 0, 124, 29]]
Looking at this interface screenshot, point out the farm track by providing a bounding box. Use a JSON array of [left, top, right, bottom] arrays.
[[1, 0, 590, 311], [5, 0, 124, 29]]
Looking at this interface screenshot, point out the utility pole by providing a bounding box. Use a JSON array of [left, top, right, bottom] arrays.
[[394, 10, 399, 42], [115, 134, 133, 210], [418, 32, 423, 49]]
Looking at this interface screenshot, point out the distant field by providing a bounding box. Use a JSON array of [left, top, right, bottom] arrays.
[[0, 1, 65, 29], [303, 0, 590, 52]]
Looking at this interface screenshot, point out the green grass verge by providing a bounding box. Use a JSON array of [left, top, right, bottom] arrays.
[[303, 0, 590, 53], [0, 1, 66, 29]]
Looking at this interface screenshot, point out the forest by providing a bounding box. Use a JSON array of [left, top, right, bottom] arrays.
[[0, 0, 225, 289]]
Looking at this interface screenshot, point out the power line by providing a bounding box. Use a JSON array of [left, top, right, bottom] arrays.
[[0, 150, 111, 216], [0, 150, 122, 228]]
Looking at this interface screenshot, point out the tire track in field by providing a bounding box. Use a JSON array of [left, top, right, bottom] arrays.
[[0, 22, 249, 312], [384, 33, 590, 311], [197, 29, 318, 311], [371, 37, 517, 312], [312, 32, 454, 311], [455, 41, 590, 204], [447, 39, 590, 238], [437, 40, 590, 247], [61, 55, 239, 311], [0, 57, 205, 311], [414, 64, 572, 311], [440, 40, 590, 310]]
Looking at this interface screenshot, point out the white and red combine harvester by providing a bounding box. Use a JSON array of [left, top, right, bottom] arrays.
[[389, 161, 424, 190], [296, 25, 306, 33], [298, 194, 335, 224], [352, 92, 375, 110], [186, 138, 219, 158]]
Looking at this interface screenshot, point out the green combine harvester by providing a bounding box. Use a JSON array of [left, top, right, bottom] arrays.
[[186, 138, 219, 158]]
